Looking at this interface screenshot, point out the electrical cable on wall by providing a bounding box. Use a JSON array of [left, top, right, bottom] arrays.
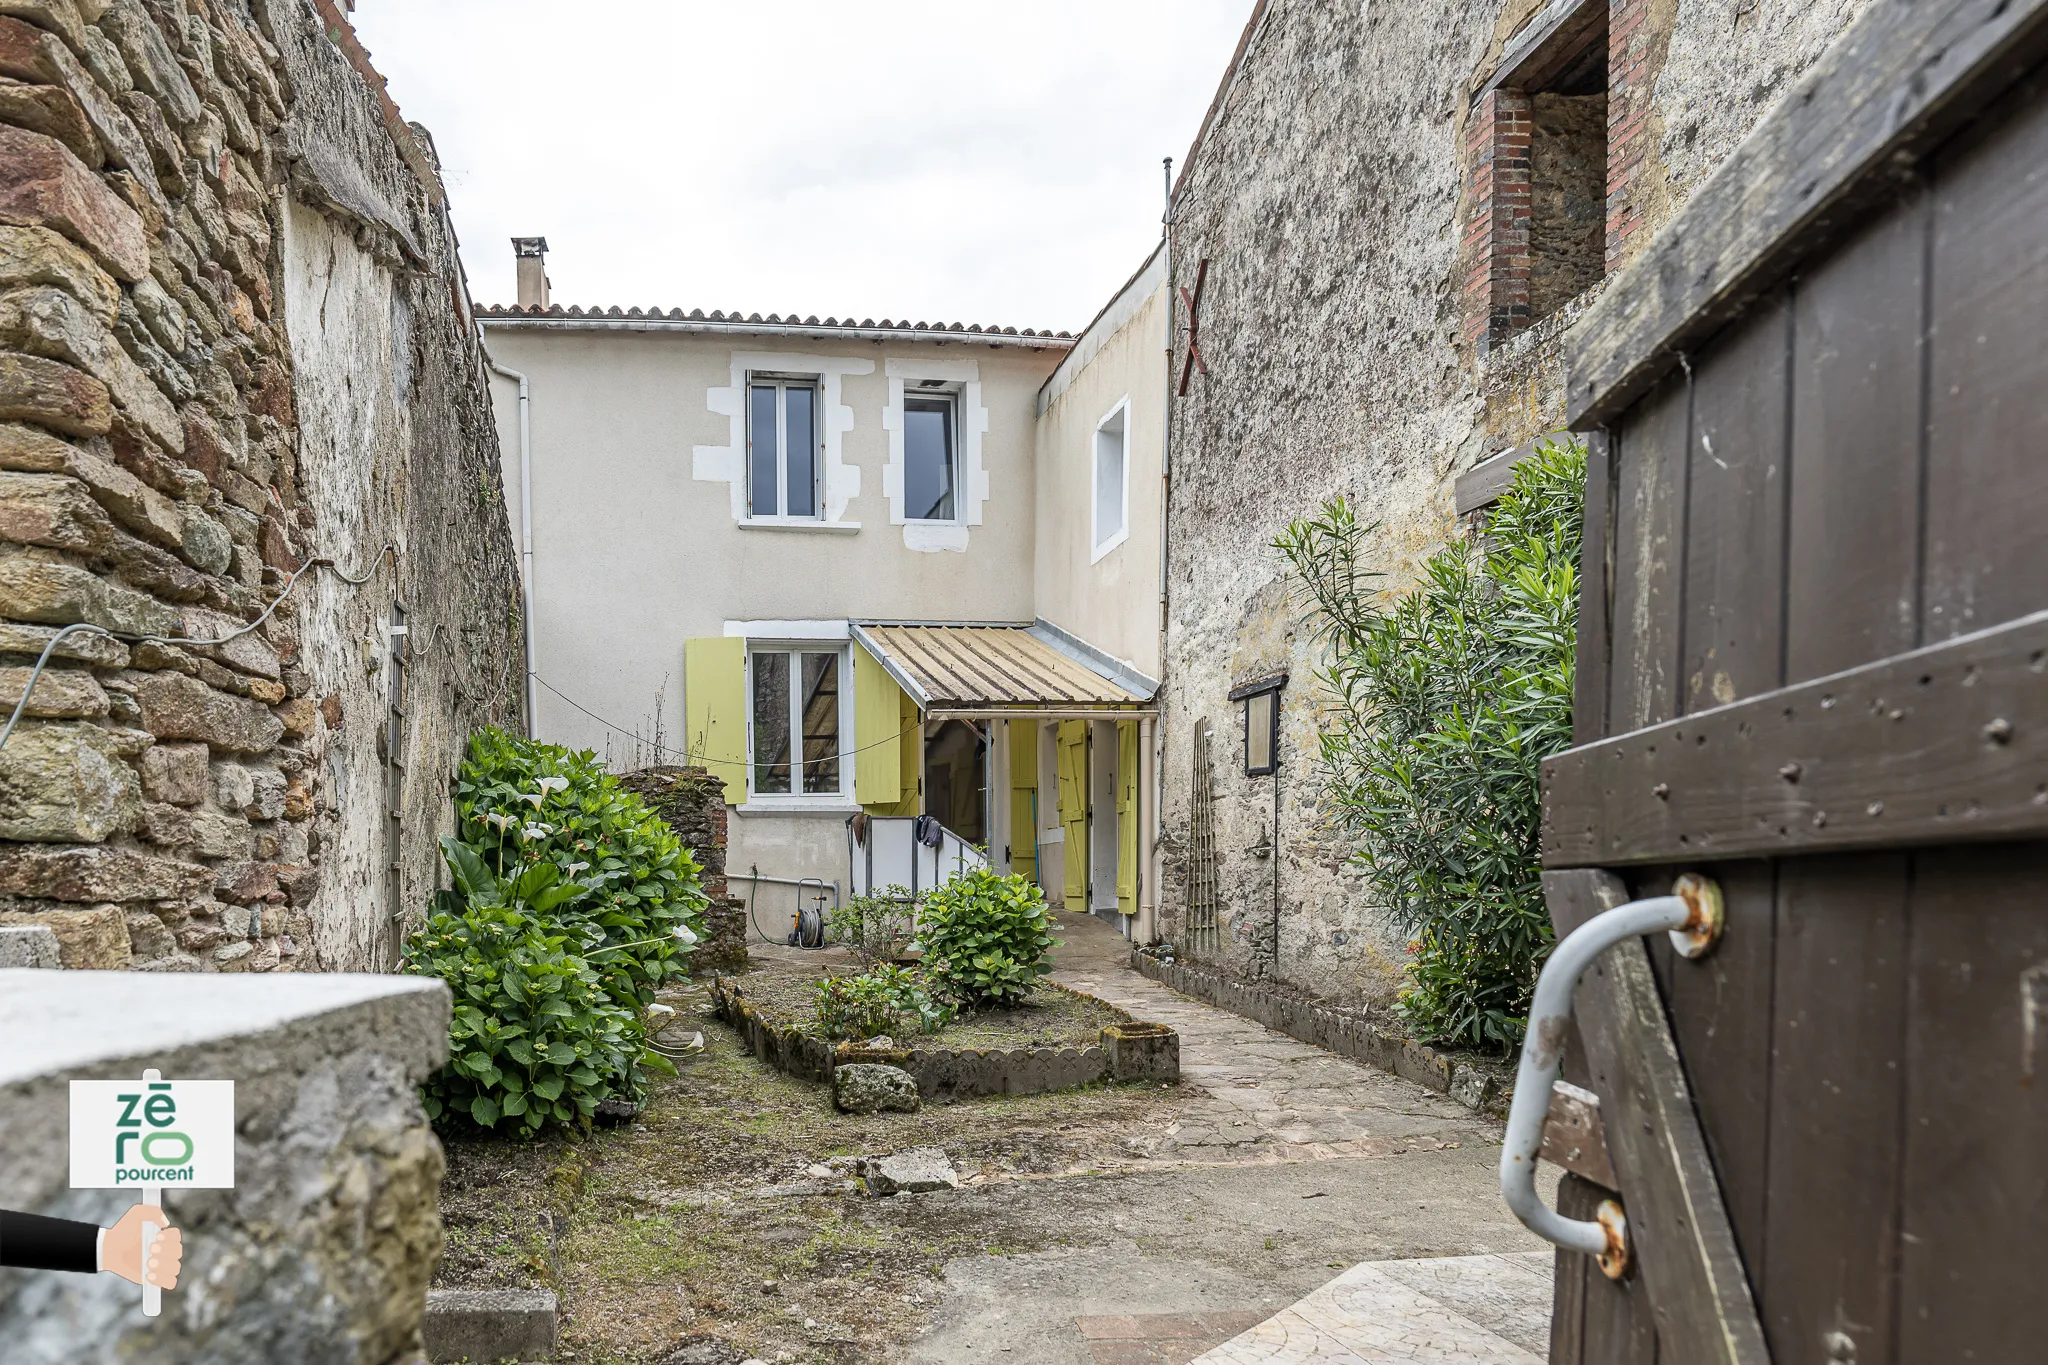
[[0, 546, 399, 753]]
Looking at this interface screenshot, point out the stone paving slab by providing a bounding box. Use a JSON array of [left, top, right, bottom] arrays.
[[1051, 959, 1492, 1159], [1187, 1254, 1550, 1365]]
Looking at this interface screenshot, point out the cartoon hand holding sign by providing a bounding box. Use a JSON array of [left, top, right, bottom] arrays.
[[27, 1067, 236, 1316]]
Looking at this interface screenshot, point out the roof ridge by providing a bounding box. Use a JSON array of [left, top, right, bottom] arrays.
[[476, 301, 1071, 339]]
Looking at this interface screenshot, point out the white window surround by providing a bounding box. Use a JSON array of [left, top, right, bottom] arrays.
[[883, 357, 989, 553], [740, 637, 854, 808], [1091, 395, 1131, 564], [693, 351, 870, 524]]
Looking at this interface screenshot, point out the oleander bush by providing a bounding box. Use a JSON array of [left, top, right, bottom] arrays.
[[1274, 438, 1584, 1051], [917, 869, 1061, 1008]]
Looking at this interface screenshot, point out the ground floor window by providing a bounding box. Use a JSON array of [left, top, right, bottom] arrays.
[[751, 647, 843, 795]]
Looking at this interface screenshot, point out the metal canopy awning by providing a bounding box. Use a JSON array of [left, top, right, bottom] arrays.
[[851, 620, 1157, 719]]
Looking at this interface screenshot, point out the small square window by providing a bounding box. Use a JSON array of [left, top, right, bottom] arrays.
[[1093, 402, 1128, 560], [903, 393, 957, 521], [747, 378, 820, 518]]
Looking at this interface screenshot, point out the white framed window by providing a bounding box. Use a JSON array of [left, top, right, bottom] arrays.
[[748, 643, 849, 799], [1092, 397, 1130, 562], [903, 384, 958, 522], [747, 375, 822, 519]]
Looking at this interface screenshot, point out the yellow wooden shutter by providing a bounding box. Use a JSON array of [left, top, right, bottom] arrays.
[[1008, 720, 1038, 883], [854, 643, 903, 806], [1116, 719, 1139, 915], [1057, 720, 1088, 907], [684, 637, 746, 804]]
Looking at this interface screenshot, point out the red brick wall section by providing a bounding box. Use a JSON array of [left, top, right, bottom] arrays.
[[1606, 0, 1653, 270], [1461, 88, 1533, 353]]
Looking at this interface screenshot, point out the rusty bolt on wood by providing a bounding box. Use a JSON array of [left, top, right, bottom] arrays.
[[1984, 716, 2015, 744], [1779, 761, 1802, 782]]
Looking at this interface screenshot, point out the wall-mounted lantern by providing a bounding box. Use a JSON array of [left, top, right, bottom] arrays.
[[1227, 672, 1286, 777]]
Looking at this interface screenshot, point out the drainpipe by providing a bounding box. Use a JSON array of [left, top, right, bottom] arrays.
[[483, 348, 535, 738], [1154, 157, 1174, 946]]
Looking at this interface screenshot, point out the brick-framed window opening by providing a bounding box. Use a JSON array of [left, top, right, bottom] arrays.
[[1463, 0, 1610, 352]]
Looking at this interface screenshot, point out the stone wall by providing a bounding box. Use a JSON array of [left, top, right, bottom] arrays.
[[0, 969, 450, 1364], [0, 0, 522, 973], [616, 764, 747, 972], [1156, 0, 1869, 1006]]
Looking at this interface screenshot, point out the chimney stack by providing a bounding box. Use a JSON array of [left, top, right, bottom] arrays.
[[512, 237, 550, 310]]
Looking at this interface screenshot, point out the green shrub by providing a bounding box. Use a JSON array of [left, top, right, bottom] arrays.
[[1274, 438, 1583, 1051], [835, 885, 917, 967], [916, 869, 1060, 1008], [453, 728, 707, 1009], [812, 964, 955, 1040], [402, 875, 672, 1138]]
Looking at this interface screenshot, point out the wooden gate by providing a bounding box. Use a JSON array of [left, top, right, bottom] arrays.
[[1538, 2, 2048, 1361]]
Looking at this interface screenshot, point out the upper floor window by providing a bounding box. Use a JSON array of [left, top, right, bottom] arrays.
[[1093, 400, 1129, 561], [748, 377, 820, 519], [750, 645, 844, 797], [903, 388, 957, 522]]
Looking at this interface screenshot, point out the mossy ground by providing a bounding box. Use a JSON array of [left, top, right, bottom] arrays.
[[435, 976, 1190, 1363]]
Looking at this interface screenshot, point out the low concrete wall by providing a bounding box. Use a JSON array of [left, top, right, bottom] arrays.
[[0, 971, 450, 1364], [1129, 952, 1509, 1114]]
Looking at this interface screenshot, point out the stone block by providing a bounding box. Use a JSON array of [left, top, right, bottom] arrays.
[[0, 902, 130, 967], [274, 694, 314, 738], [861, 1146, 959, 1195], [246, 765, 286, 819], [34, 19, 162, 202], [122, 906, 170, 960], [0, 75, 100, 165], [184, 603, 280, 678], [1101, 1021, 1180, 1083], [0, 284, 184, 449], [0, 615, 134, 668], [0, 661, 106, 716], [0, 348, 109, 434], [0, 921, 59, 966], [138, 736, 205, 803], [0, 14, 62, 84], [0, 720, 138, 840], [0, 123, 148, 280], [833, 1062, 921, 1115], [0, 467, 112, 550], [0, 971, 452, 1361], [215, 859, 278, 906], [97, 2, 199, 129], [134, 669, 284, 752], [0, 1, 85, 53], [0, 841, 212, 900], [421, 1288, 559, 1365]]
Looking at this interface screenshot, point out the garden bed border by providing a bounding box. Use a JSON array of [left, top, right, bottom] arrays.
[[710, 976, 1179, 1099]]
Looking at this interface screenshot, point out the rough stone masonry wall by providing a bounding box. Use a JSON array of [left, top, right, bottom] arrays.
[[0, 0, 521, 973], [1157, 0, 1868, 1007], [616, 764, 748, 972]]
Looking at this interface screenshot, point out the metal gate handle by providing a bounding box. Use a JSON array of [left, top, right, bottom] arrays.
[[1499, 873, 1724, 1279]]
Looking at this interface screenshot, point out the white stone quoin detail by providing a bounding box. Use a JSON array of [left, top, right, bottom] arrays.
[[692, 351, 872, 522], [883, 356, 989, 553]]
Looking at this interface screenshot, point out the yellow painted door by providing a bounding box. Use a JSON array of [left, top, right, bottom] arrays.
[[1057, 720, 1088, 909], [1009, 720, 1038, 884]]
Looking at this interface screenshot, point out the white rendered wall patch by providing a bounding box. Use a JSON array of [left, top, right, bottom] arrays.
[[692, 352, 871, 522], [882, 357, 988, 552]]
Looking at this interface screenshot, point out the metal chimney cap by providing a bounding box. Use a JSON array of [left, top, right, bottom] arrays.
[[511, 237, 549, 257]]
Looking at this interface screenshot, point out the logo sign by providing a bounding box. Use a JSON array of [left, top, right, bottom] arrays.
[[69, 1078, 235, 1190]]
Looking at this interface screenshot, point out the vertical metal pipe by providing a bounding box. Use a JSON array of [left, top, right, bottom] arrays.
[[483, 347, 535, 738]]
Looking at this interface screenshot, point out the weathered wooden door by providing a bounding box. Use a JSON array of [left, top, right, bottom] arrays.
[[1538, 2, 2048, 1361]]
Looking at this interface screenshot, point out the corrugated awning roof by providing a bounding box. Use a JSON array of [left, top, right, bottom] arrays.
[[852, 621, 1157, 715]]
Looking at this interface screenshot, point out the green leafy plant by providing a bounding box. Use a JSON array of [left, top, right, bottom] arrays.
[[1274, 438, 1584, 1051], [812, 964, 956, 1040], [834, 885, 918, 967], [402, 895, 672, 1139], [916, 869, 1060, 1008], [452, 728, 707, 1009]]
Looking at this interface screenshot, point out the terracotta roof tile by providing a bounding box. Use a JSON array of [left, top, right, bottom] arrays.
[[477, 302, 1073, 340]]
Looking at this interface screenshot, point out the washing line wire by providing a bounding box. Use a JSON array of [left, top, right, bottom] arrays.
[[530, 671, 924, 769], [0, 545, 399, 753]]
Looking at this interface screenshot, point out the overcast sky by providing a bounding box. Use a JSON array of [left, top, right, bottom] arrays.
[[349, 2, 1255, 332]]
